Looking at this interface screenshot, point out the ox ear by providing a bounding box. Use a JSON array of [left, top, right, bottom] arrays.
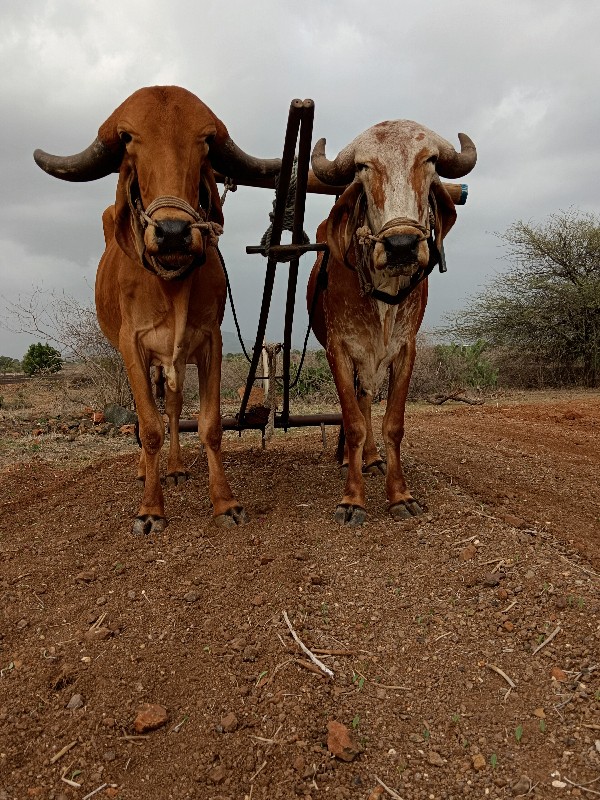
[[325, 182, 364, 268], [112, 166, 145, 264], [429, 177, 457, 244], [200, 165, 224, 227]]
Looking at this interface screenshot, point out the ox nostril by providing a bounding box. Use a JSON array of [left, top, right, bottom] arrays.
[[154, 218, 191, 252], [384, 234, 421, 255]]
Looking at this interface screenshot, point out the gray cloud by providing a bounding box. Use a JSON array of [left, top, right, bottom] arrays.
[[1, 0, 599, 358]]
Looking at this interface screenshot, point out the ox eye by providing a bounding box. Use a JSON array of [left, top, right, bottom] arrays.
[[356, 163, 368, 172], [119, 131, 132, 144], [426, 154, 438, 164]]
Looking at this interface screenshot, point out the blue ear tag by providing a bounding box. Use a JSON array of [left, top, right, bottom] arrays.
[[459, 183, 469, 205]]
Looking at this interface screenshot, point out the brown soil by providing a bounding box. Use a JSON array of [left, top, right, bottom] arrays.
[[1, 383, 599, 800]]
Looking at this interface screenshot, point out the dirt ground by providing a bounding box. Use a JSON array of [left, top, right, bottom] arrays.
[[0, 380, 599, 800]]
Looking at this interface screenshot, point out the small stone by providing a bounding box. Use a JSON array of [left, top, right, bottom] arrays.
[[102, 717, 116, 728], [503, 621, 514, 632], [552, 780, 567, 788], [511, 776, 531, 795], [219, 712, 238, 733], [472, 753, 486, 771], [96, 596, 108, 606], [427, 751, 445, 767], [533, 708, 546, 719], [75, 571, 96, 582], [551, 667, 568, 682], [133, 703, 169, 733], [66, 694, 84, 710], [184, 591, 200, 603], [84, 627, 113, 642], [208, 765, 227, 784], [483, 572, 502, 587], [16, 619, 28, 630], [103, 750, 116, 762], [251, 593, 266, 606], [259, 556, 274, 565], [326, 720, 362, 762], [501, 513, 526, 529], [460, 543, 477, 561]]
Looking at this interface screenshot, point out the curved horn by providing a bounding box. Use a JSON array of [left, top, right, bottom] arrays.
[[436, 132, 477, 179], [209, 135, 281, 183], [33, 137, 122, 182], [311, 138, 355, 186]]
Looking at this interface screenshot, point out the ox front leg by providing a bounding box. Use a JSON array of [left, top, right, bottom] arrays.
[[124, 357, 168, 535], [330, 348, 367, 526], [383, 346, 423, 521], [197, 342, 247, 528]]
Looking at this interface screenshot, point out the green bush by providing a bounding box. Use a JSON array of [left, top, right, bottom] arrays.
[[21, 342, 63, 377], [0, 356, 21, 373], [433, 340, 497, 390]]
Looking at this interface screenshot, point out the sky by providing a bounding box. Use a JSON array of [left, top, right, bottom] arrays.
[[1, 0, 600, 359]]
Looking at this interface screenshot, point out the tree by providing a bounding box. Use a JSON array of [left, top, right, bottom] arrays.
[[2, 290, 132, 406], [443, 209, 600, 387], [22, 342, 63, 376], [0, 355, 20, 373]]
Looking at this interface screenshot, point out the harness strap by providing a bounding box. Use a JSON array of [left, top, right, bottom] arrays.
[[348, 189, 445, 306], [136, 194, 223, 247]]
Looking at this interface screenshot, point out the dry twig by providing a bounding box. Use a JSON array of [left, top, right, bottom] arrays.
[[486, 663, 516, 689], [564, 777, 600, 796], [532, 625, 561, 655], [374, 775, 404, 799], [282, 611, 334, 678], [50, 739, 78, 764]]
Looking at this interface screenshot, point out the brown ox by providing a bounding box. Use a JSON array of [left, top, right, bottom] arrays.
[[307, 120, 476, 525], [34, 85, 280, 533]]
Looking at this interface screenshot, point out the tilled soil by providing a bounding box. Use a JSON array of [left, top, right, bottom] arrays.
[[0, 390, 599, 800]]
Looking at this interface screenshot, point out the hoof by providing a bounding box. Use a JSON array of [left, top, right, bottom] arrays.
[[165, 471, 190, 487], [132, 514, 168, 535], [334, 503, 367, 527], [363, 459, 386, 476], [389, 499, 423, 521], [214, 505, 248, 528]]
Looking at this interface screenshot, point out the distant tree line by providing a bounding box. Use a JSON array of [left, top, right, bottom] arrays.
[[442, 209, 600, 388]]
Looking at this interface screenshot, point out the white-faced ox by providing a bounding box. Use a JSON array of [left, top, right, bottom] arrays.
[[307, 120, 476, 525], [34, 85, 281, 533]]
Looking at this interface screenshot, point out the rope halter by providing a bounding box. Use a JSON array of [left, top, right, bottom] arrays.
[[136, 195, 223, 248]]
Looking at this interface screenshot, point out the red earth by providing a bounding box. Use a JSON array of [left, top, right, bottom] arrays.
[[1, 385, 599, 799]]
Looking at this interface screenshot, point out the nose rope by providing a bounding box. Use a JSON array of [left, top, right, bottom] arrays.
[[353, 204, 435, 297], [355, 215, 431, 246], [136, 195, 223, 247]]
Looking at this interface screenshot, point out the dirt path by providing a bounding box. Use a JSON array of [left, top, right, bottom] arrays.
[[0, 392, 599, 799]]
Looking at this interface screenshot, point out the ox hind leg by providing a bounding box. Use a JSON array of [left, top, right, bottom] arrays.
[[329, 347, 368, 525], [196, 340, 247, 527], [164, 375, 189, 486], [383, 345, 423, 521], [122, 353, 168, 535], [337, 389, 385, 477]]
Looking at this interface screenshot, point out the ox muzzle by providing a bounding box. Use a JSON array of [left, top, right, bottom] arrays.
[[135, 194, 223, 281]]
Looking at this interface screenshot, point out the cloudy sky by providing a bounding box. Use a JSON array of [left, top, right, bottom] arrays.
[[1, 0, 599, 358]]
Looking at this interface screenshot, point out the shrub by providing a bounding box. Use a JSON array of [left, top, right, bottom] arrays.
[[21, 343, 62, 376]]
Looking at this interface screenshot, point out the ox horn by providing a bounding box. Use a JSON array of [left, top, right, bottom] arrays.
[[436, 132, 477, 179], [209, 136, 281, 183], [33, 137, 121, 182], [311, 138, 355, 186]]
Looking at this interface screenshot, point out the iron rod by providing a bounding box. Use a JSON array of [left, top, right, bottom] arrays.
[[176, 413, 343, 433], [282, 100, 314, 427], [238, 100, 304, 424]]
